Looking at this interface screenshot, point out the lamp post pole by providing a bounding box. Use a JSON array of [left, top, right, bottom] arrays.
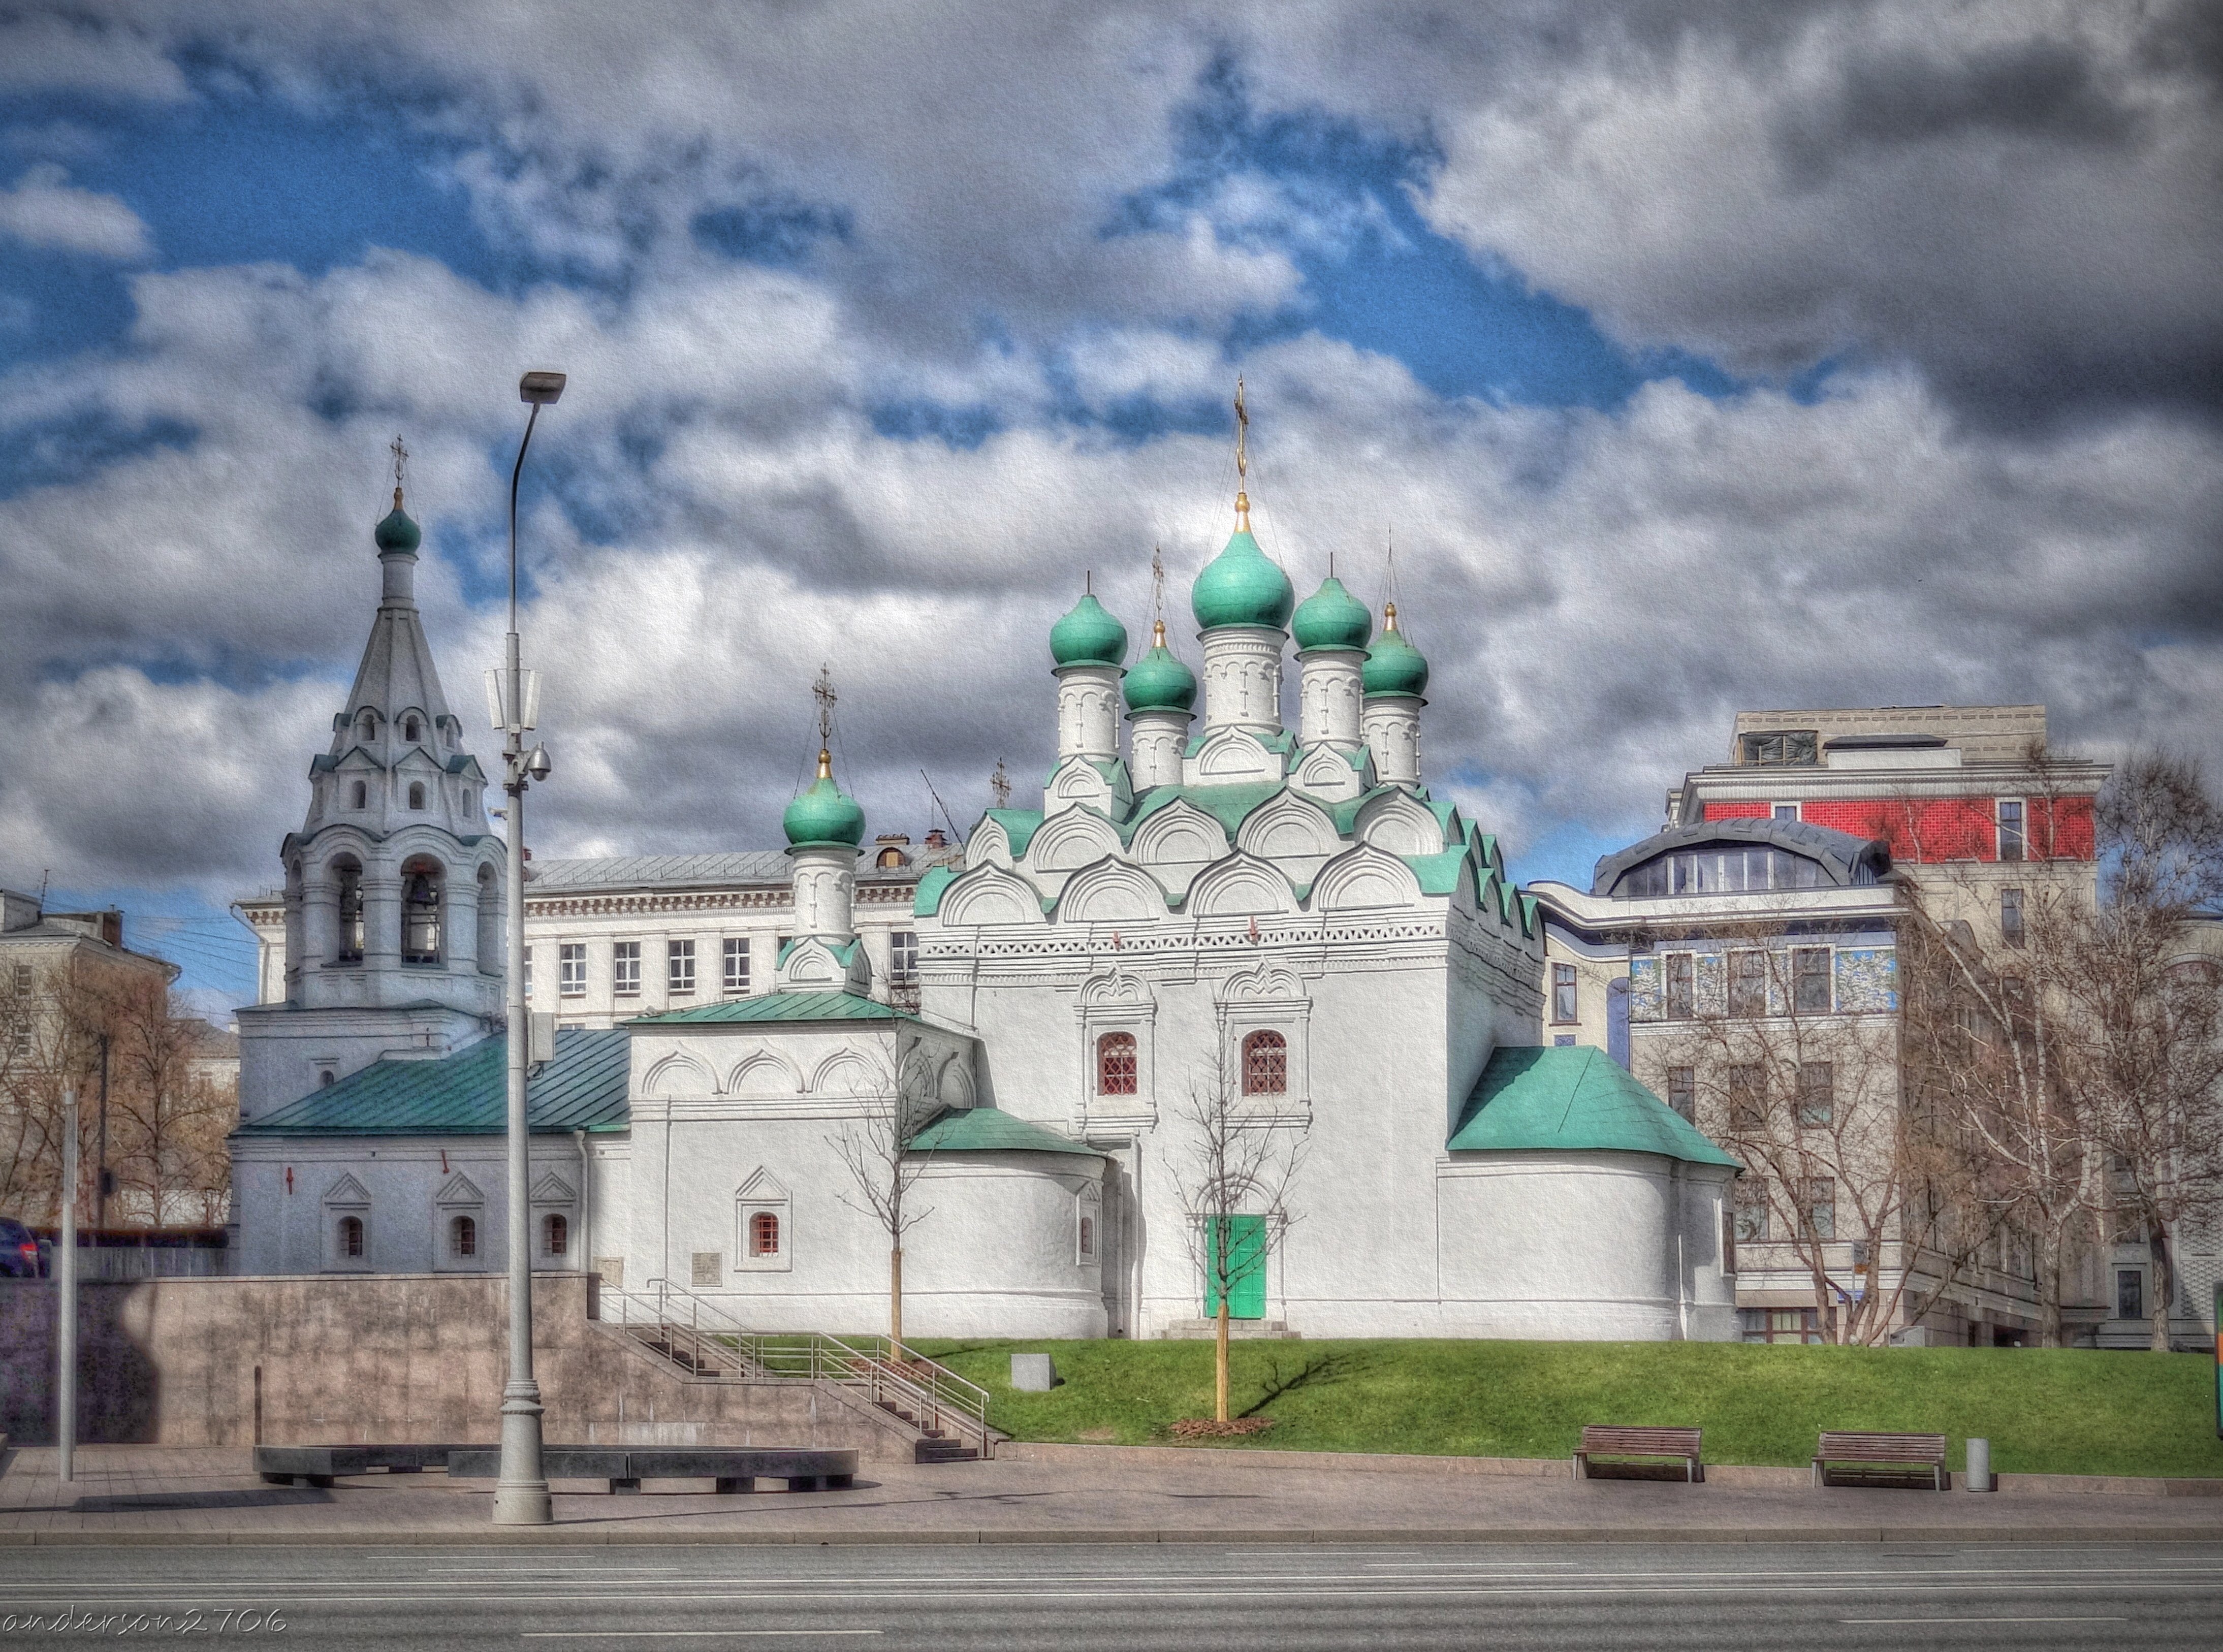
[[57, 1086, 76, 1484], [492, 369, 565, 1527]]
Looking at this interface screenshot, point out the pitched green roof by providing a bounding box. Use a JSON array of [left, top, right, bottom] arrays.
[[1448, 1045, 1739, 1167], [983, 808, 1045, 858], [909, 1107, 1101, 1156], [633, 990, 919, 1026], [1125, 781, 1285, 839], [913, 864, 958, 917], [236, 1028, 628, 1137]]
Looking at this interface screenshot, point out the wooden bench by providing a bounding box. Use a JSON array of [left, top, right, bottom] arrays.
[[1812, 1431, 1949, 1491], [1573, 1425, 1704, 1484], [255, 1444, 473, 1487], [444, 1446, 858, 1495]]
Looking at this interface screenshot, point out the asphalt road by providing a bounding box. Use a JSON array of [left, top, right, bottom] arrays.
[[0, 1540, 2217, 1649]]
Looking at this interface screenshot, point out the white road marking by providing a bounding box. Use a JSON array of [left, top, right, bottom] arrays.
[[521, 1634, 882, 1640], [1842, 1617, 2127, 1626]]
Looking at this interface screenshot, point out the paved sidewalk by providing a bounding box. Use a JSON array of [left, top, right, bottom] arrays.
[[4, 1445, 2222, 1546]]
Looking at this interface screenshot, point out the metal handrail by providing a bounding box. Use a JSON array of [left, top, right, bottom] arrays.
[[599, 1278, 994, 1455]]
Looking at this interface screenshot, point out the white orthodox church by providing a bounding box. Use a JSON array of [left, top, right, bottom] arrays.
[[231, 461, 1741, 1343]]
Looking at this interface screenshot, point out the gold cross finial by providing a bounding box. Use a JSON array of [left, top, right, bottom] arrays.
[[390, 434, 409, 511], [1232, 376, 1251, 530], [812, 663, 837, 775], [1150, 545, 1166, 631]]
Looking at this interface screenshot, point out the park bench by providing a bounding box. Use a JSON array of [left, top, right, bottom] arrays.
[[256, 1444, 472, 1486], [1812, 1431, 1949, 1491], [1572, 1425, 1705, 1483], [444, 1446, 856, 1495]]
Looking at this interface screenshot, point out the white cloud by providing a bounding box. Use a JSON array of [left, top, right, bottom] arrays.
[[0, 163, 153, 260]]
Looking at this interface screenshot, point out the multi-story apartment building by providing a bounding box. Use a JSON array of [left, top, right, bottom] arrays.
[[1531, 705, 2189, 1349], [236, 833, 960, 1037]]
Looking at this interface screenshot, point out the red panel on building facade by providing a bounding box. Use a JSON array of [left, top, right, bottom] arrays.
[[1797, 797, 1997, 863], [2028, 796, 2096, 860], [1701, 801, 1774, 820]]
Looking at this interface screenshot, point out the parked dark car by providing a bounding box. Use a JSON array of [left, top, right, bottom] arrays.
[[0, 1216, 48, 1278]]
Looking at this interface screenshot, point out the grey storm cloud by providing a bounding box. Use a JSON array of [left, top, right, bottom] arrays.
[[0, 0, 2218, 912]]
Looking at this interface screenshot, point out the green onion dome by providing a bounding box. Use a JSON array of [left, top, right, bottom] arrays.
[[783, 750, 867, 848], [1291, 575, 1372, 653], [1190, 518, 1295, 632], [1362, 602, 1430, 699], [1049, 591, 1128, 669], [374, 498, 421, 555], [1123, 620, 1198, 714]]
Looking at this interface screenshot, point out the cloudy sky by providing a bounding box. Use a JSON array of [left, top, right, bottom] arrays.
[[1, 1, 2217, 1006]]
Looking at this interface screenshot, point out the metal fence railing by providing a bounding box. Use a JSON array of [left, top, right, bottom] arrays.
[[598, 1277, 994, 1456]]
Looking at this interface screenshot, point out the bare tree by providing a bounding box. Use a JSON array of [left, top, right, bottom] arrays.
[[1165, 1053, 1308, 1424], [828, 1031, 944, 1346]]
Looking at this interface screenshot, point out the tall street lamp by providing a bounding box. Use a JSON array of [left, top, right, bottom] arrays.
[[492, 368, 564, 1526]]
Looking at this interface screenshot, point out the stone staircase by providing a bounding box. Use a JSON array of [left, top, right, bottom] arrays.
[[598, 1279, 998, 1464]]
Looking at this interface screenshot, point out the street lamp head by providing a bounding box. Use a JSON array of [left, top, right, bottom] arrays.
[[519, 370, 567, 405]]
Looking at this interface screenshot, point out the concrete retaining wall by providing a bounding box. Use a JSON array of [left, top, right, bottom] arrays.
[[0, 1273, 918, 1460]]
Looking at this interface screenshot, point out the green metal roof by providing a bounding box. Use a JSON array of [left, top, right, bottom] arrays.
[[982, 808, 1045, 858], [909, 1107, 1101, 1156], [1049, 592, 1129, 669], [633, 990, 920, 1026], [1125, 781, 1284, 839], [236, 1028, 628, 1137], [1448, 1045, 1738, 1167], [913, 865, 957, 917]]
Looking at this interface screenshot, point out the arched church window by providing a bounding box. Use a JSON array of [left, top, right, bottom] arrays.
[[319, 1070, 336, 1089], [402, 857, 443, 964], [338, 1216, 364, 1259], [1242, 1030, 1287, 1096], [408, 781, 426, 810], [350, 780, 367, 809], [332, 859, 364, 963], [749, 1211, 781, 1258], [1097, 1032, 1137, 1096], [451, 1215, 476, 1258], [358, 712, 375, 744], [404, 715, 421, 743], [543, 1213, 568, 1257], [1078, 1214, 1095, 1261]]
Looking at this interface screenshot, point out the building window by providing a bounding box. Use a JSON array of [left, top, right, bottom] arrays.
[[451, 1215, 477, 1259], [1796, 1062, 1834, 1128], [338, 1216, 364, 1259], [1666, 1066, 1696, 1123], [1792, 946, 1832, 1014], [749, 1211, 781, 1258], [1800, 1177, 1836, 1241], [350, 780, 367, 809], [1733, 1181, 1770, 1243], [407, 781, 426, 810], [1728, 1064, 1765, 1130], [722, 937, 750, 995], [1740, 1307, 1824, 1344], [319, 1069, 336, 1089], [1665, 953, 1695, 1021], [1551, 962, 1577, 1024], [1078, 1213, 1096, 1261], [1097, 1032, 1138, 1096], [559, 943, 587, 998], [1997, 798, 2025, 862], [523, 947, 533, 999], [400, 857, 443, 963], [1615, 845, 1828, 899], [890, 929, 918, 984], [2116, 1268, 2144, 1321], [543, 1213, 567, 1258], [1241, 1030, 1288, 1096], [333, 859, 365, 963], [1772, 803, 1799, 820], [1740, 730, 1818, 766], [11, 962, 30, 999], [2000, 886, 2025, 949], [668, 939, 695, 996], [612, 941, 641, 998], [404, 715, 421, 743], [877, 845, 906, 869], [1729, 950, 1767, 1019]]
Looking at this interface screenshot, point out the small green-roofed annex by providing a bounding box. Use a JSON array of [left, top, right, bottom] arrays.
[[237, 1027, 629, 1136], [1449, 1044, 1739, 1167], [909, 1107, 1101, 1156], [633, 989, 922, 1026]]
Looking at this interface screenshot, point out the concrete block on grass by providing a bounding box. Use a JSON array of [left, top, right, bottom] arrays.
[[1011, 1353, 1057, 1392]]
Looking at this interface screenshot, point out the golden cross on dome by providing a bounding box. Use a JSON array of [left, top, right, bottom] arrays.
[[1232, 376, 1251, 530], [1150, 545, 1166, 632], [812, 663, 837, 777], [389, 434, 409, 510]]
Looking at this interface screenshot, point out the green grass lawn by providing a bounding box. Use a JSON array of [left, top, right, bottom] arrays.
[[909, 1337, 2223, 1480]]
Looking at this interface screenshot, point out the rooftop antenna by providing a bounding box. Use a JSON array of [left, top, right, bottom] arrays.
[[811, 663, 838, 779], [990, 758, 1011, 811], [389, 434, 409, 511], [919, 770, 963, 843], [1232, 375, 1251, 531]]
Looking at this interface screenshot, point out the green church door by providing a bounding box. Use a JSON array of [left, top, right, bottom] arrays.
[[1205, 1215, 1267, 1320]]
